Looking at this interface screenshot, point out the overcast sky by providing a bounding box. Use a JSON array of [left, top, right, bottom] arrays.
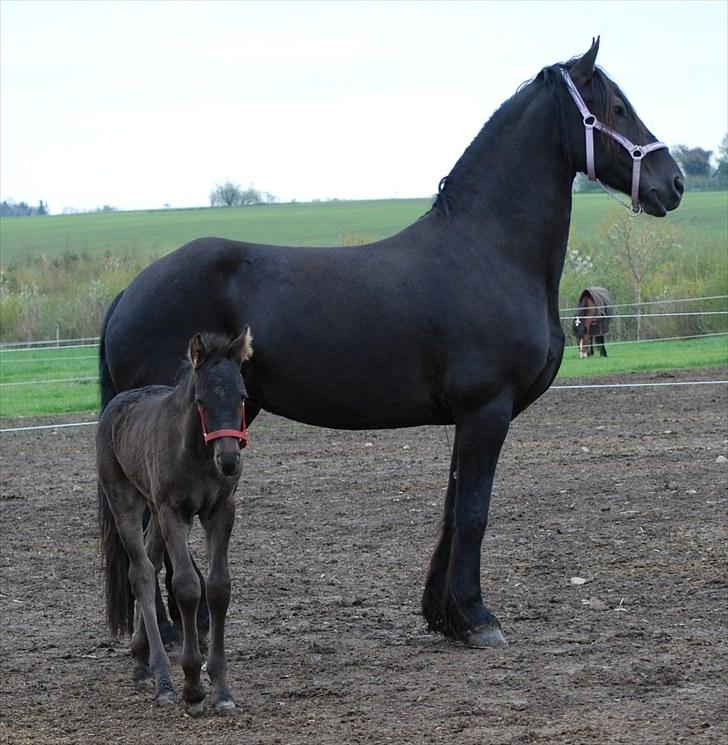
[[1, 0, 726, 213]]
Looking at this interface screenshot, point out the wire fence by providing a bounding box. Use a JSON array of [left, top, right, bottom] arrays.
[[2, 378, 726, 434]]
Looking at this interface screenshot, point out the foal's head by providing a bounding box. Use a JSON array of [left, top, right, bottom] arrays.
[[188, 328, 254, 477]]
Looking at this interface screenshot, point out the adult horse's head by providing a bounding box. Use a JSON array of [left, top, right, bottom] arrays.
[[561, 38, 684, 216], [188, 328, 254, 477]]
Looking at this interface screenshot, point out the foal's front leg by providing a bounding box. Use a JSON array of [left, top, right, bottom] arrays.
[[201, 494, 237, 714], [132, 515, 166, 686], [112, 499, 175, 704], [158, 505, 205, 715]]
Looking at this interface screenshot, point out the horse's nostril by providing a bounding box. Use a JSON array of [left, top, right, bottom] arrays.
[[674, 175, 685, 196]]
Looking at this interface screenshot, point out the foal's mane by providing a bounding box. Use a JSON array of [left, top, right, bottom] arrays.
[[428, 59, 638, 220], [174, 332, 240, 393]]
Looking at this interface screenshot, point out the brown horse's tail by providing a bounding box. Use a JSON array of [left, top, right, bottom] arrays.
[[99, 480, 134, 637]]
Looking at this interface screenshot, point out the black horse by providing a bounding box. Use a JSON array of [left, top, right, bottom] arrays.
[[99, 40, 683, 648], [98, 330, 253, 713]]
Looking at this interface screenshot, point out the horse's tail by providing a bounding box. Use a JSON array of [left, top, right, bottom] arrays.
[[99, 290, 123, 412], [97, 290, 134, 636], [99, 480, 134, 637]]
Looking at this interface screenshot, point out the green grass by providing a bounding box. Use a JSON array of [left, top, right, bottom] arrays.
[[1, 336, 725, 419], [2, 191, 726, 268], [557, 334, 728, 378], [0, 199, 433, 266]]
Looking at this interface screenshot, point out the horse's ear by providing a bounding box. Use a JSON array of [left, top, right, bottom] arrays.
[[229, 326, 254, 364], [570, 36, 600, 84], [188, 333, 207, 369]]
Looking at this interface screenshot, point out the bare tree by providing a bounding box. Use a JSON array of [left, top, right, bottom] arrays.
[[605, 211, 680, 338], [210, 181, 244, 207]]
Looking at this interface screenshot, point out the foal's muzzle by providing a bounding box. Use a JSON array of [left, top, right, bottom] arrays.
[[214, 442, 242, 477]]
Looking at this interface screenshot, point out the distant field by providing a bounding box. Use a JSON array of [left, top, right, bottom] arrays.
[[2, 191, 726, 267], [1, 335, 725, 419], [0, 199, 432, 265]]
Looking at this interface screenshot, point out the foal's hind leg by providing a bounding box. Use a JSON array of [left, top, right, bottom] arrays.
[[201, 494, 237, 714]]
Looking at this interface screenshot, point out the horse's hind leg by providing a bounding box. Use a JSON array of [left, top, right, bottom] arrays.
[[598, 336, 608, 357], [201, 494, 237, 714], [422, 438, 457, 633], [158, 505, 206, 716]]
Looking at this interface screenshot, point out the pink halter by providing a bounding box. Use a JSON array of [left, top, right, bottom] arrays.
[[561, 69, 668, 213]]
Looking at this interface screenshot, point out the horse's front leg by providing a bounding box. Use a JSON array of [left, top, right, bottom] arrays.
[[200, 494, 236, 714], [158, 505, 205, 716], [440, 397, 511, 648]]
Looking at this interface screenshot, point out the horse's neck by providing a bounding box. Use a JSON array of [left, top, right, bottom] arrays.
[[442, 79, 575, 288]]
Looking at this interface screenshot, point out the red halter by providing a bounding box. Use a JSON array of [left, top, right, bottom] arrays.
[[197, 403, 248, 448]]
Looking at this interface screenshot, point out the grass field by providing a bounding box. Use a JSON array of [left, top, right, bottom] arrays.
[[0, 198, 432, 265], [1, 335, 725, 419], [2, 191, 726, 267]]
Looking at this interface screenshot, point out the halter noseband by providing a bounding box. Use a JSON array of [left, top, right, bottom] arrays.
[[197, 403, 248, 448], [561, 69, 668, 214]]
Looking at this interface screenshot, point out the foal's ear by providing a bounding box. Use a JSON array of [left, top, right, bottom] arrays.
[[188, 333, 207, 369], [570, 36, 600, 84], [229, 326, 254, 364]]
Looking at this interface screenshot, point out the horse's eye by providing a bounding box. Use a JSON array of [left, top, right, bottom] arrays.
[[614, 103, 625, 117]]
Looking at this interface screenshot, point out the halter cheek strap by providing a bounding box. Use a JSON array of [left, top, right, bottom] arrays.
[[561, 69, 668, 214], [197, 403, 248, 448]]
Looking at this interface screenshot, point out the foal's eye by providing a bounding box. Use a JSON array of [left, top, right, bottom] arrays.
[[614, 102, 626, 117]]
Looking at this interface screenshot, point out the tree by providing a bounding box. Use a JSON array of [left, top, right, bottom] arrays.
[[605, 211, 680, 338], [210, 181, 244, 207], [713, 133, 728, 188], [671, 145, 713, 177], [210, 181, 269, 207]]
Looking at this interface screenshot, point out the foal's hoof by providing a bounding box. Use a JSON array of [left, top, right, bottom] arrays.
[[466, 625, 508, 649], [215, 699, 236, 716], [133, 668, 154, 690], [186, 700, 206, 718], [155, 689, 177, 707]]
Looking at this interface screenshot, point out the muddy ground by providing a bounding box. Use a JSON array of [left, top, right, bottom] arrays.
[[1, 367, 726, 745]]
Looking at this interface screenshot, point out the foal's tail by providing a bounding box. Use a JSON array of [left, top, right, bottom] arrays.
[[97, 290, 134, 636], [99, 481, 134, 637]]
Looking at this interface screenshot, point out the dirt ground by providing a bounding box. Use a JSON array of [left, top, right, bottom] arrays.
[[1, 367, 726, 745]]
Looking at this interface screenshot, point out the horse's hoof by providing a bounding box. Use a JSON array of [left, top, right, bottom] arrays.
[[466, 626, 508, 649], [155, 689, 177, 706], [186, 700, 206, 717], [215, 699, 236, 716]]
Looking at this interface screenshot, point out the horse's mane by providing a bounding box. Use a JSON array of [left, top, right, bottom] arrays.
[[426, 60, 639, 220]]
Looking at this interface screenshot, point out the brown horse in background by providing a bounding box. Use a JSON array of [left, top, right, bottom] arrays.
[[573, 287, 612, 358]]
